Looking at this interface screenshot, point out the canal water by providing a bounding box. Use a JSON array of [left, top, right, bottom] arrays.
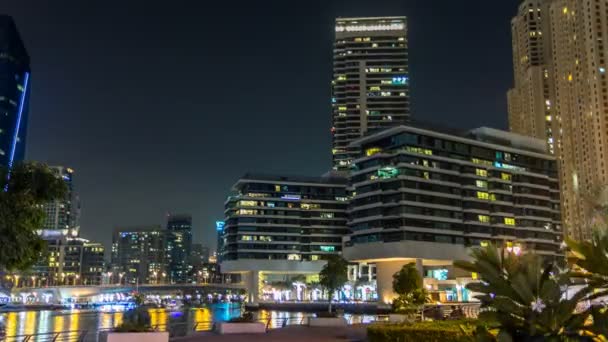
[[0, 305, 375, 341]]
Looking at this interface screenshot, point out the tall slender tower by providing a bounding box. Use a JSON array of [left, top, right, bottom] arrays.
[[0, 15, 30, 168], [507, 0, 555, 154], [332, 17, 409, 171], [508, 0, 608, 240]]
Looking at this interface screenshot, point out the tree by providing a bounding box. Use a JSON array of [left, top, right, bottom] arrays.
[[391, 263, 428, 314], [455, 245, 606, 341], [318, 255, 348, 313], [0, 163, 67, 271], [567, 230, 608, 302]]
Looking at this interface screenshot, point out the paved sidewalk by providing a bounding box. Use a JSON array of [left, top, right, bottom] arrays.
[[173, 325, 368, 342]]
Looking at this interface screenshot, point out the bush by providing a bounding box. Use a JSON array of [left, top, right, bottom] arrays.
[[114, 308, 153, 333], [367, 320, 482, 342]]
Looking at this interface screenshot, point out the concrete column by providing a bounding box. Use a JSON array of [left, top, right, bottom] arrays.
[[376, 260, 410, 304], [245, 271, 260, 304]]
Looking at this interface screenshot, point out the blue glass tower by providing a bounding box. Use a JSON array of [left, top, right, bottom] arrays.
[[0, 15, 30, 168]]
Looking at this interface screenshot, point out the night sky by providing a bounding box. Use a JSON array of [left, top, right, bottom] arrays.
[[1, 0, 516, 253]]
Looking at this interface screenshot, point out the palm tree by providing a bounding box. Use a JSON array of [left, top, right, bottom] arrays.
[[455, 245, 604, 341]]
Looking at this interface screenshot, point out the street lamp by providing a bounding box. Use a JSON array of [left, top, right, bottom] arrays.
[[14, 275, 20, 288], [75, 274, 80, 286], [161, 272, 166, 285], [119, 272, 124, 285], [31, 276, 36, 288], [153, 271, 158, 284]]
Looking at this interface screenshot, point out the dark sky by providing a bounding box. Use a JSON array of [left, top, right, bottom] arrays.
[[1, 0, 516, 252]]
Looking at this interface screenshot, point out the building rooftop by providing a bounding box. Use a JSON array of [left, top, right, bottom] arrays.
[[238, 172, 348, 185], [350, 122, 550, 157]]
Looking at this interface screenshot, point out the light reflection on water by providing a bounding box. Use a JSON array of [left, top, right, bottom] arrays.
[[1, 304, 243, 339], [1, 305, 373, 340]]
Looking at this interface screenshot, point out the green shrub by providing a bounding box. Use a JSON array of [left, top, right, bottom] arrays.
[[367, 320, 481, 342]]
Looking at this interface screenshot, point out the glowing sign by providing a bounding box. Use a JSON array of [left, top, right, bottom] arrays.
[[336, 23, 405, 32], [281, 194, 301, 201], [215, 221, 225, 231]]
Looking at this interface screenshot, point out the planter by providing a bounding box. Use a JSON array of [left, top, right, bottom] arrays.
[[216, 322, 266, 334], [99, 332, 169, 342], [308, 317, 348, 327], [388, 314, 409, 323]]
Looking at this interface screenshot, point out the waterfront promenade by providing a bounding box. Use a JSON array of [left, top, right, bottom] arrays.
[[174, 325, 368, 342]]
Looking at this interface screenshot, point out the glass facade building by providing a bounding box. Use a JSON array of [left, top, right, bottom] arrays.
[[166, 214, 193, 284], [332, 17, 410, 171], [0, 15, 30, 168], [343, 124, 562, 303], [219, 173, 349, 302]]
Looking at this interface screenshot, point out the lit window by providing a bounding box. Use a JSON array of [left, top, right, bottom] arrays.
[[423, 172, 430, 180], [504, 218, 516, 226], [275, 185, 281, 192], [378, 167, 399, 179], [238, 209, 257, 215], [337, 75, 347, 81], [320, 246, 336, 252], [287, 254, 301, 261], [338, 106, 347, 111], [369, 86, 381, 91], [476, 192, 490, 200], [320, 213, 334, 218], [406, 146, 433, 155], [476, 180, 488, 188], [501, 173, 512, 181], [301, 203, 321, 210], [392, 76, 408, 85], [476, 169, 488, 177], [241, 235, 253, 241], [472, 158, 493, 166], [366, 147, 382, 156], [478, 215, 490, 223], [239, 200, 257, 207], [311, 255, 320, 261]]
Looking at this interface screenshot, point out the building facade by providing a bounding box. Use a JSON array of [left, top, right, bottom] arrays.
[[111, 225, 168, 285], [220, 173, 349, 302], [508, 0, 608, 240], [31, 236, 105, 286], [507, 0, 555, 154], [343, 125, 562, 303], [332, 17, 410, 171], [40, 166, 79, 235], [0, 15, 30, 168], [166, 214, 193, 284]]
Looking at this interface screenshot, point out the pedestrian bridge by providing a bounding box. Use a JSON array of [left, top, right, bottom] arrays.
[[10, 283, 247, 304]]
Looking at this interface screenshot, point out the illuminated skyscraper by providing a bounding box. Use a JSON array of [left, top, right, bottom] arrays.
[[0, 15, 30, 168], [332, 17, 409, 171], [507, 0, 608, 240], [40, 166, 79, 235], [166, 214, 192, 284]]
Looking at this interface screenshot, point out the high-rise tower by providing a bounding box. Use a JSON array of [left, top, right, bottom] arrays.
[[0, 15, 30, 168], [507, 0, 608, 240], [507, 0, 555, 154], [332, 17, 409, 171]]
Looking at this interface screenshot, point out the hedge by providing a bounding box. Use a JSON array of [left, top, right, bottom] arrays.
[[367, 320, 478, 342]]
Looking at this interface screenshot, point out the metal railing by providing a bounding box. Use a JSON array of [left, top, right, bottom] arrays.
[[3, 330, 88, 342]]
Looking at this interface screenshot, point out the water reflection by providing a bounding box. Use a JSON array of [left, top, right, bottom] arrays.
[[0, 305, 366, 341]]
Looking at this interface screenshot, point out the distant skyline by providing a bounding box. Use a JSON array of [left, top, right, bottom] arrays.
[[0, 0, 516, 251]]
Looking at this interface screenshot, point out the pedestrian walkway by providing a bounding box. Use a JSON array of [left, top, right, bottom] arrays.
[[173, 325, 368, 342]]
